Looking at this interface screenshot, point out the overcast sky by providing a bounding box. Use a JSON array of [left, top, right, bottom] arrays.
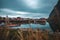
[[0, 0, 58, 19]]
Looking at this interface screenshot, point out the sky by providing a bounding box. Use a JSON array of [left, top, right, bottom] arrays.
[[0, 0, 58, 19]]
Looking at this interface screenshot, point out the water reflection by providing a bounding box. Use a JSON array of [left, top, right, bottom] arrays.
[[12, 22, 52, 31]]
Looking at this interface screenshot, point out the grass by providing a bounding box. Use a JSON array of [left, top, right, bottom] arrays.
[[0, 27, 60, 40]]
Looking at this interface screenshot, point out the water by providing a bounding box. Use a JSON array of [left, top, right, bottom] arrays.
[[12, 22, 52, 31]]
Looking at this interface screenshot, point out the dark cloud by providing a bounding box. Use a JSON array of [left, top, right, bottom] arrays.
[[0, 0, 58, 18]]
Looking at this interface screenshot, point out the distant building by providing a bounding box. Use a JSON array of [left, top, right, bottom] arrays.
[[17, 17, 21, 20], [40, 18, 46, 21], [23, 18, 30, 20]]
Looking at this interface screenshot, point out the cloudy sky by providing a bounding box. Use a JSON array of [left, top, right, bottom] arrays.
[[0, 0, 58, 19]]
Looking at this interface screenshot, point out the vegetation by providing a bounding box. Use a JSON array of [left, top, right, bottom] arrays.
[[0, 27, 60, 40]]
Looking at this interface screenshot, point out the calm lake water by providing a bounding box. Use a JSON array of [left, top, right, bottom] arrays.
[[11, 22, 52, 31]]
